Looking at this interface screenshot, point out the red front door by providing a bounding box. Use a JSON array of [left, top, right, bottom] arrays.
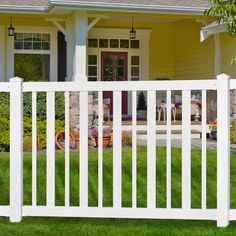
[[101, 52, 128, 115]]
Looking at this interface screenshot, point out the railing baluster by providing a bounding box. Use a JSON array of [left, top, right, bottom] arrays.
[[147, 91, 156, 209], [201, 90, 207, 210], [32, 91, 37, 206], [182, 90, 191, 209], [80, 91, 88, 207], [46, 92, 55, 207], [166, 90, 171, 209], [113, 91, 122, 208], [132, 91, 137, 208], [65, 92, 70, 207], [98, 91, 103, 208]]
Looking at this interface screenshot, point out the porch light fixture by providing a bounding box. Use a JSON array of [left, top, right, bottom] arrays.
[[130, 16, 136, 39], [8, 17, 15, 37]]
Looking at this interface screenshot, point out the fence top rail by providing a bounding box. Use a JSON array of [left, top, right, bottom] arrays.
[[0, 83, 11, 92], [21, 80, 217, 92]]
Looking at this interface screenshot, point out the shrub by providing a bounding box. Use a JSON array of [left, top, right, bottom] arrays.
[[231, 120, 236, 144], [0, 91, 65, 151]]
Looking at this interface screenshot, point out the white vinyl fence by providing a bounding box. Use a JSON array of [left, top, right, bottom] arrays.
[[0, 74, 234, 227]]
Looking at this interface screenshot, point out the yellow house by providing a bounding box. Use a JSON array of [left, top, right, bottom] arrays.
[[0, 0, 235, 117]]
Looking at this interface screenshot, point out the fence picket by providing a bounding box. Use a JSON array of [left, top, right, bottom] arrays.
[[217, 74, 230, 227], [201, 90, 207, 210], [98, 91, 103, 208], [182, 90, 191, 209], [113, 91, 122, 208], [32, 92, 37, 206], [80, 91, 88, 207], [10, 77, 23, 222], [147, 91, 156, 209], [166, 90, 171, 209], [65, 92, 70, 207], [132, 91, 137, 208], [46, 92, 55, 207]]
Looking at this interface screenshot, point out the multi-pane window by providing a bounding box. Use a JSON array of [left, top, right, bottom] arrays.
[[88, 38, 140, 49], [131, 56, 140, 81], [88, 55, 98, 81], [14, 33, 50, 50]]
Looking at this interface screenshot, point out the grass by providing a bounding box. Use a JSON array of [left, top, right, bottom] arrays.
[[0, 147, 235, 235]]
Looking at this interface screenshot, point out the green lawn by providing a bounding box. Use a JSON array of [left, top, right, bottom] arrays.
[[0, 147, 236, 235]]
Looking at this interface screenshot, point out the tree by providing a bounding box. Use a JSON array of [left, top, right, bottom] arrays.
[[205, 0, 236, 37], [205, 0, 236, 63]]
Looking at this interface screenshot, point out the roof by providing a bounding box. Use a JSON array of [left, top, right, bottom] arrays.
[[0, 0, 212, 14]]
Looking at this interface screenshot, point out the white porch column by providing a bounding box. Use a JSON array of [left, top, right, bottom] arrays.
[[73, 11, 88, 82]]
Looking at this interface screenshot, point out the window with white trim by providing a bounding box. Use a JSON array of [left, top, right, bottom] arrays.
[[131, 56, 140, 81], [88, 55, 98, 81], [14, 32, 51, 81]]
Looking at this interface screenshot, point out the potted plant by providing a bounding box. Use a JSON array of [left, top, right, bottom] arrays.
[[209, 119, 217, 140], [89, 126, 113, 148], [137, 91, 147, 120]]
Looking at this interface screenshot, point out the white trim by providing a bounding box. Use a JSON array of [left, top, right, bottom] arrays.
[[22, 206, 217, 220], [200, 21, 227, 42], [7, 26, 58, 82], [0, 2, 209, 15], [50, 2, 208, 16], [0, 25, 5, 82], [88, 28, 151, 115]]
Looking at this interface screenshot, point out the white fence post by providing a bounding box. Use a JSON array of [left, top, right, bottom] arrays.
[[217, 73, 230, 227], [9, 77, 23, 222]]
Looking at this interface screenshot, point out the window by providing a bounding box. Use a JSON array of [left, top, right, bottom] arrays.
[[88, 55, 98, 81], [88, 38, 139, 49], [14, 33, 50, 50], [88, 38, 98, 48], [14, 54, 50, 81], [131, 56, 140, 81], [99, 39, 108, 48], [14, 32, 51, 81]]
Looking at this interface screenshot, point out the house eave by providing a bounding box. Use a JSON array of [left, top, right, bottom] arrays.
[[200, 21, 227, 42], [0, 1, 209, 16]]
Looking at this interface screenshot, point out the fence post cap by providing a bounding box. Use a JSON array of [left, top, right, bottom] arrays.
[[9, 77, 23, 83], [217, 73, 231, 80]]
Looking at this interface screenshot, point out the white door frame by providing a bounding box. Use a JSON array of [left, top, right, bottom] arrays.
[[87, 28, 151, 115]]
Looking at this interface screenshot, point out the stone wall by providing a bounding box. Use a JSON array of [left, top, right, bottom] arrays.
[[69, 92, 95, 129]]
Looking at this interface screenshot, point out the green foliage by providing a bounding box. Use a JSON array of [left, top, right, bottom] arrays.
[[23, 92, 65, 120], [231, 120, 236, 143], [0, 92, 65, 151], [137, 91, 147, 110], [205, 0, 236, 37]]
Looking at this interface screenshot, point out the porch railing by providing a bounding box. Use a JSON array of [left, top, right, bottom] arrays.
[[0, 74, 233, 227]]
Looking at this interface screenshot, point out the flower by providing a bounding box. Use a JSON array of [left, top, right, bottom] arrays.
[[89, 126, 113, 138]]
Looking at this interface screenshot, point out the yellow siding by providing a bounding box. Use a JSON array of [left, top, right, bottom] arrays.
[[149, 23, 175, 80], [174, 20, 214, 80], [221, 33, 236, 78]]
